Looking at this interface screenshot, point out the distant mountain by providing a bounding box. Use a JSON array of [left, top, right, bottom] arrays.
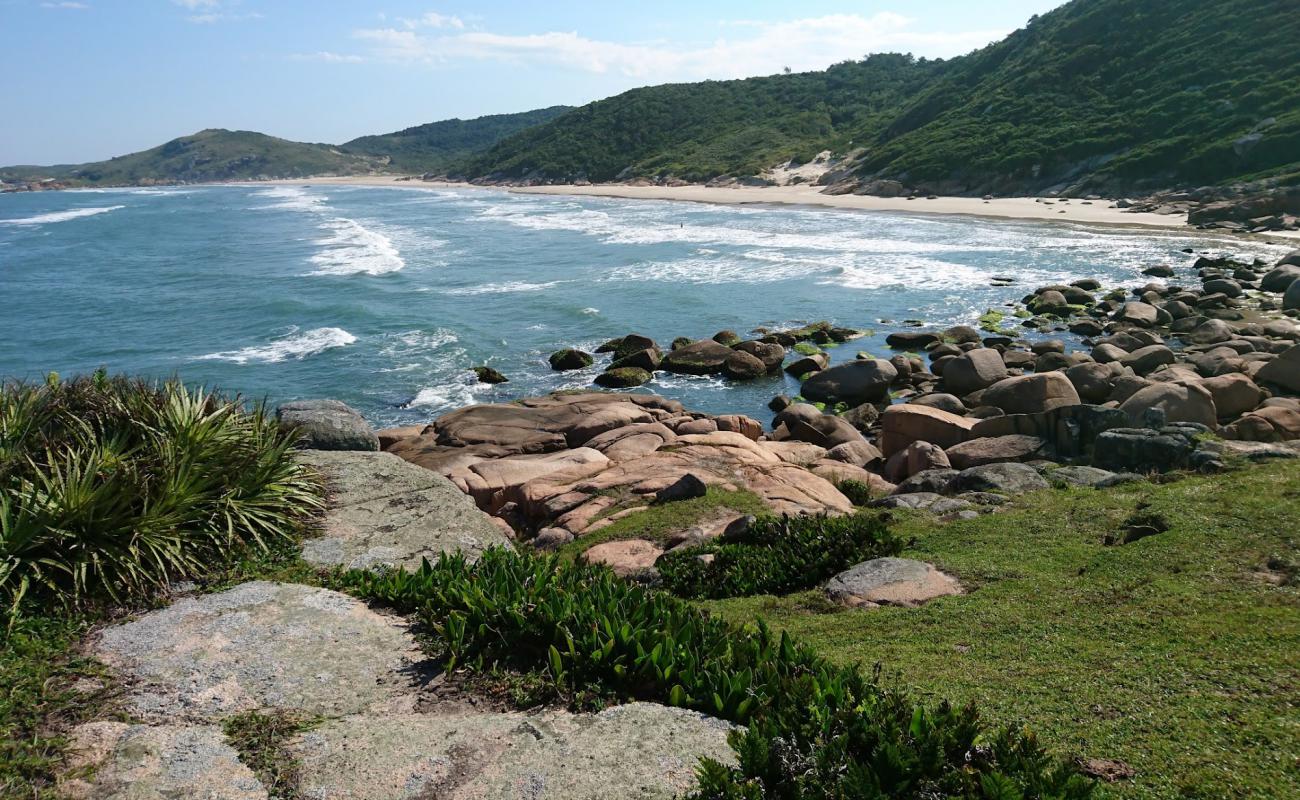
[[453, 0, 1300, 195], [0, 130, 384, 185], [0, 107, 573, 187], [340, 106, 573, 173]]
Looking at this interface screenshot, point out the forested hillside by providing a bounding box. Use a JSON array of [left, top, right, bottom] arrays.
[[341, 106, 573, 172], [454, 0, 1300, 194], [453, 54, 940, 183]]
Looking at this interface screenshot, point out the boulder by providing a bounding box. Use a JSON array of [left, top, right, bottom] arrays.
[[611, 347, 663, 372], [1198, 374, 1263, 418], [549, 348, 594, 371], [722, 349, 768, 380], [1124, 345, 1177, 376], [1187, 319, 1236, 345], [1046, 465, 1121, 487], [595, 367, 652, 388], [840, 402, 881, 431], [1119, 383, 1217, 428], [1285, 280, 1300, 311], [826, 440, 884, 468], [660, 340, 734, 375], [298, 451, 512, 570], [1066, 362, 1116, 404], [947, 463, 1049, 495], [277, 400, 379, 451], [945, 435, 1047, 469], [581, 539, 664, 577], [825, 558, 961, 608], [655, 473, 709, 503], [907, 393, 967, 415], [981, 373, 1082, 414], [784, 353, 829, 376], [885, 331, 940, 349], [884, 441, 951, 483], [787, 414, 865, 449], [1092, 428, 1194, 473], [611, 334, 658, 361], [733, 340, 786, 371], [801, 359, 898, 405], [1256, 344, 1300, 393], [878, 404, 976, 456], [1114, 302, 1159, 327], [942, 348, 1009, 396], [472, 366, 509, 384], [1260, 264, 1300, 293], [892, 469, 959, 495], [1221, 406, 1300, 442]]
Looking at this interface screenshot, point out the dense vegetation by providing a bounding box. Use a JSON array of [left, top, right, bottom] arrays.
[[454, 54, 938, 183], [0, 374, 320, 616], [454, 0, 1300, 193], [659, 513, 900, 599], [0, 129, 384, 185], [340, 106, 573, 172], [342, 548, 1091, 799]]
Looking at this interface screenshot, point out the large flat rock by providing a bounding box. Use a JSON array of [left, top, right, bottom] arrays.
[[289, 702, 737, 800], [299, 449, 511, 570], [61, 721, 267, 800], [93, 582, 423, 722]]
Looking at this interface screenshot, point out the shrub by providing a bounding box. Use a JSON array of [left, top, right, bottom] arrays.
[[0, 373, 321, 616], [340, 548, 1091, 799], [657, 513, 901, 599], [835, 478, 875, 507]]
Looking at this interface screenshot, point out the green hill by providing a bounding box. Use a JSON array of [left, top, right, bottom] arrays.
[[0, 129, 385, 185], [453, 0, 1300, 194], [340, 106, 573, 173], [452, 55, 939, 183]]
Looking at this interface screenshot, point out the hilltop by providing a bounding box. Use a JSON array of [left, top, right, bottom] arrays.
[[339, 106, 572, 173], [0, 129, 384, 185], [0, 107, 571, 188], [453, 0, 1300, 196]]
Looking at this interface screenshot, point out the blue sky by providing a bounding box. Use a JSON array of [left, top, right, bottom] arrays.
[[1, 0, 1067, 165]]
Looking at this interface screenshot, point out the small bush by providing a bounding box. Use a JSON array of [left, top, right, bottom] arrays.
[[0, 373, 322, 616], [835, 478, 875, 506], [658, 513, 901, 600], [340, 548, 1091, 799]]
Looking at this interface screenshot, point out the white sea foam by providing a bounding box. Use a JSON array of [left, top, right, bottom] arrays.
[[308, 217, 405, 275], [196, 327, 356, 364], [251, 186, 327, 212], [0, 205, 125, 226], [580, 307, 600, 315], [443, 280, 562, 296]]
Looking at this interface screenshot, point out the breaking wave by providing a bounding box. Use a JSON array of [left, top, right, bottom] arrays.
[[1, 206, 125, 226], [196, 327, 356, 364]]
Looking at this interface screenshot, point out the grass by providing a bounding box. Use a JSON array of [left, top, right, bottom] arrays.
[[700, 463, 1300, 799], [555, 486, 767, 560], [222, 710, 319, 800], [0, 615, 116, 799]]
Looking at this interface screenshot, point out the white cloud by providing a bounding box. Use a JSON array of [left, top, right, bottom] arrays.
[[41, 2, 90, 8], [289, 51, 365, 63], [400, 11, 464, 30], [172, 0, 220, 7], [172, 0, 260, 23], [352, 13, 1007, 79]]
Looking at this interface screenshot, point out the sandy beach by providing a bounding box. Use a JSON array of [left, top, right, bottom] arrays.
[[267, 175, 1300, 240]]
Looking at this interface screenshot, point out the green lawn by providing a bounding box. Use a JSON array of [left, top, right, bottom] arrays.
[[702, 463, 1300, 799]]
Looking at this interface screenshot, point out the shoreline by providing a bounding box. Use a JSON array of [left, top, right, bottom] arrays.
[[249, 175, 1300, 240]]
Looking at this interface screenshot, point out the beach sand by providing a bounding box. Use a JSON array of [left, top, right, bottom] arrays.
[[267, 176, 1300, 240]]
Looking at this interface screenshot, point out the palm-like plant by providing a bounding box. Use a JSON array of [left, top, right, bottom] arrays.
[[0, 373, 322, 618]]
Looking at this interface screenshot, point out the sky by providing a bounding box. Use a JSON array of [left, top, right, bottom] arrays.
[[0, 0, 1068, 165]]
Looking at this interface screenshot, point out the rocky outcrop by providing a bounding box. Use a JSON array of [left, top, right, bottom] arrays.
[[382, 393, 853, 541], [277, 399, 379, 451]]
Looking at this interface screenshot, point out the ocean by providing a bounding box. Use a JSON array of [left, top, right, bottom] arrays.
[[0, 183, 1288, 427]]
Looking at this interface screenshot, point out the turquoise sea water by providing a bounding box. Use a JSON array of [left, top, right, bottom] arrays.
[[0, 184, 1288, 427]]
